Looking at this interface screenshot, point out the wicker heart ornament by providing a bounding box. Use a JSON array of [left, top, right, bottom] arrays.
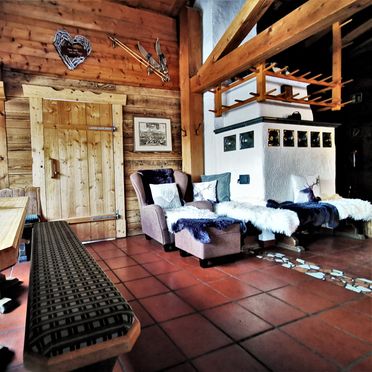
[[54, 30, 92, 70]]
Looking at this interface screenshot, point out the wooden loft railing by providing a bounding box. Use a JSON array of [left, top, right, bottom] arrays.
[[209, 61, 353, 117]]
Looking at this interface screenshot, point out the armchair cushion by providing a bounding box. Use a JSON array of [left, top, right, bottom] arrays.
[[139, 168, 175, 204], [201, 172, 231, 202], [150, 183, 182, 210], [193, 180, 217, 202]]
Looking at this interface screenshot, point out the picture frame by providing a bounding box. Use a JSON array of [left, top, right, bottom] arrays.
[[134, 117, 172, 152]]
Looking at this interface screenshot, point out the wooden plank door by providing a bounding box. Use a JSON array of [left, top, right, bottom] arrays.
[[24, 85, 127, 242]]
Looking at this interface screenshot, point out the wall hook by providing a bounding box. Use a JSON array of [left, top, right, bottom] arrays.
[[181, 127, 187, 137], [194, 122, 202, 136]]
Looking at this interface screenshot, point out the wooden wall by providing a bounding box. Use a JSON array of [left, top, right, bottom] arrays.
[[0, 0, 179, 90], [0, 0, 182, 236]]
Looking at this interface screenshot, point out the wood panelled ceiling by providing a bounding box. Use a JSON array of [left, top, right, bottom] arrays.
[[110, 0, 190, 17]]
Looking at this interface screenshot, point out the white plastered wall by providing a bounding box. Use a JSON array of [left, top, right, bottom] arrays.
[[194, 0, 336, 202]]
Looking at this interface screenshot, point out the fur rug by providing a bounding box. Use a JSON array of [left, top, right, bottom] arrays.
[[172, 217, 241, 243], [165, 206, 217, 233], [323, 198, 372, 221], [215, 201, 300, 236]]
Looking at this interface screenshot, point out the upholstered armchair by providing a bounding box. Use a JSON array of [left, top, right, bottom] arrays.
[[130, 169, 212, 251]]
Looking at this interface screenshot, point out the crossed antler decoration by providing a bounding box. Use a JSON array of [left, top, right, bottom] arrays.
[[108, 34, 170, 82]]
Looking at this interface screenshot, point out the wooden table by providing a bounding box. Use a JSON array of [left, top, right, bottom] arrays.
[[0, 196, 28, 271]]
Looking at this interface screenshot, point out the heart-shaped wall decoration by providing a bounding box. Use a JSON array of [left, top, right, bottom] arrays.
[[53, 30, 92, 70]]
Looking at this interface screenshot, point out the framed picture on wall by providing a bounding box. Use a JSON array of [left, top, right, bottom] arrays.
[[134, 117, 172, 152]]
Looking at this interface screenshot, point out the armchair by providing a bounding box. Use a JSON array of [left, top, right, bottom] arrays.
[[130, 170, 212, 251]]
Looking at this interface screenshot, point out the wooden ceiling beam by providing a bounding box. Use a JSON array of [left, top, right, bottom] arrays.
[[191, 0, 370, 93], [209, 0, 273, 63]]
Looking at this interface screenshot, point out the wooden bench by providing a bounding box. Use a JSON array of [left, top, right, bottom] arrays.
[[24, 221, 140, 371]]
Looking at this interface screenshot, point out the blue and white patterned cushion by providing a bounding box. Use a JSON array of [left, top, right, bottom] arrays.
[[149, 183, 182, 210], [193, 180, 217, 202]]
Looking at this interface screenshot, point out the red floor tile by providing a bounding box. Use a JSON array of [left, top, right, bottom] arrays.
[[238, 270, 288, 291], [96, 247, 126, 260], [115, 283, 135, 301], [125, 276, 170, 299], [242, 329, 338, 372], [269, 285, 335, 313], [341, 296, 372, 316], [140, 292, 194, 322], [105, 256, 137, 270], [157, 270, 201, 290], [170, 255, 200, 269], [131, 252, 163, 264], [192, 344, 267, 372], [217, 257, 274, 276], [128, 300, 155, 328], [202, 303, 272, 341], [187, 266, 229, 282], [350, 355, 372, 372], [239, 293, 306, 326], [281, 317, 371, 368], [316, 307, 372, 343], [105, 270, 120, 284], [143, 259, 181, 275], [262, 265, 312, 285], [161, 313, 232, 358], [95, 260, 110, 271], [113, 265, 151, 282], [175, 283, 230, 310], [211, 277, 261, 300], [91, 241, 117, 252], [295, 278, 362, 303], [120, 325, 185, 371], [87, 250, 100, 260], [119, 244, 153, 255]]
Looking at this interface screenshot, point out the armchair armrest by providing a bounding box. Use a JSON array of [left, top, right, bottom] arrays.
[[140, 204, 172, 245], [141, 204, 167, 230], [185, 200, 213, 211]]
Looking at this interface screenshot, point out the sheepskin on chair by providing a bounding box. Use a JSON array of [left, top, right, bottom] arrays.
[[215, 201, 300, 237]]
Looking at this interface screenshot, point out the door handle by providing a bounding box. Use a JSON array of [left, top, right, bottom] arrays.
[[51, 158, 60, 179]]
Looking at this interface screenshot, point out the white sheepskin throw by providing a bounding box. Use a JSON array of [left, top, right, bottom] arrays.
[[323, 198, 372, 221], [215, 201, 300, 237], [165, 206, 218, 232]]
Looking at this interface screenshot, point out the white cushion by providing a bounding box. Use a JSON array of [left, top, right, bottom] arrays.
[[149, 183, 182, 210], [291, 175, 320, 202], [193, 180, 217, 202]]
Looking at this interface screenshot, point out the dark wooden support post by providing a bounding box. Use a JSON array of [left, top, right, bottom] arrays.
[[332, 22, 342, 110], [0, 80, 9, 189], [179, 7, 204, 180]]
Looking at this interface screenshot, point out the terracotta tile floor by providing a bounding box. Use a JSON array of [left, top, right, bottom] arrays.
[[1, 235, 371, 371]]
